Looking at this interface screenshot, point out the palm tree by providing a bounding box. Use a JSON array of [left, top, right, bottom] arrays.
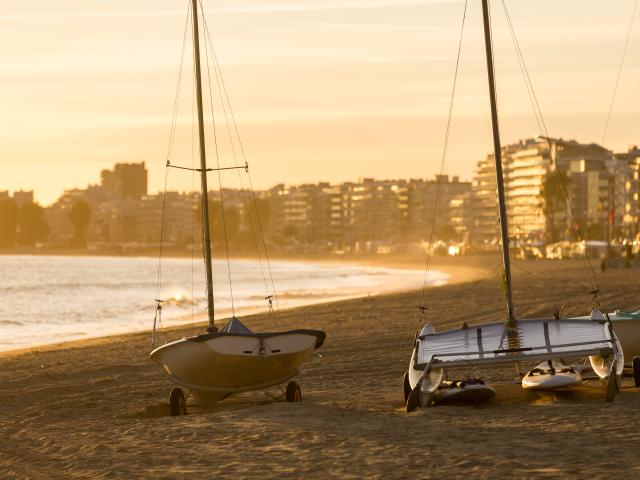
[[540, 170, 570, 243]]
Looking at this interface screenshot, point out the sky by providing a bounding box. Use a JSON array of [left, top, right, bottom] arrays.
[[1, 0, 638, 205]]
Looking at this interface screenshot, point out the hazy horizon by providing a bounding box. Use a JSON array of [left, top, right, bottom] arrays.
[[1, 0, 638, 205]]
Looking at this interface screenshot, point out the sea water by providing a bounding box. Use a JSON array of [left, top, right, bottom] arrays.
[[0, 255, 446, 351]]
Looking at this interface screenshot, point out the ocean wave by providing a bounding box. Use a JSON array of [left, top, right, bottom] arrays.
[[158, 295, 199, 308], [0, 319, 23, 326], [250, 290, 354, 301]]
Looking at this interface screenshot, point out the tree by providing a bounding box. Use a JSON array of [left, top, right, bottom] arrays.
[[540, 171, 570, 243], [282, 224, 298, 240], [196, 199, 242, 250], [68, 200, 92, 247], [100, 223, 111, 242], [17, 202, 49, 246], [234, 198, 272, 252], [244, 198, 271, 234], [121, 214, 138, 242], [436, 224, 459, 243], [212, 202, 240, 245], [0, 198, 19, 247]]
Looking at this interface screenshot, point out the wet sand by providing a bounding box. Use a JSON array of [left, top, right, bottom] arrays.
[[1, 259, 640, 478]]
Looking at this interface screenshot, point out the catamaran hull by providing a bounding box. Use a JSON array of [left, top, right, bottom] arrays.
[[150, 330, 323, 404], [570, 312, 640, 361], [611, 318, 640, 360]]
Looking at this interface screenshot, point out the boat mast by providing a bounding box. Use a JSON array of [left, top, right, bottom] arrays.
[[192, 0, 216, 329], [481, 0, 515, 321]]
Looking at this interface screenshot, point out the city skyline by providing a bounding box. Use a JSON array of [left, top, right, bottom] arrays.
[[2, 136, 637, 209], [1, 0, 639, 205], [3, 136, 638, 254]]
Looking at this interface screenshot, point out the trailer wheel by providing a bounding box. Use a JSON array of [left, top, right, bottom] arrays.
[[169, 387, 187, 416], [286, 381, 302, 402], [403, 372, 411, 404], [633, 357, 640, 388], [605, 374, 617, 402], [406, 385, 421, 413]]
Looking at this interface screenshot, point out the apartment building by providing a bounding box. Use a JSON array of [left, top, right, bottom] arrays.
[[469, 137, 634, 244]]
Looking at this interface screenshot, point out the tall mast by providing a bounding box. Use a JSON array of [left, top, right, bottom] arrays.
[[192, 0, 216, 328], [481, 0, 515, 321]]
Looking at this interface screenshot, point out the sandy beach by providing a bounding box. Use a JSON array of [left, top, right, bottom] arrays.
[[1, 258, 640, 479]]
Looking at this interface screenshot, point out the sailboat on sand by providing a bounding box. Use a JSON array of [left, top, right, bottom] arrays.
[[150, 0, 325, 416], [404, 0, 624, 412]]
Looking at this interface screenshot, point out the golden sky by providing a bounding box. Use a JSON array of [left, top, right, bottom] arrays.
[[1, 0, 638, 205]]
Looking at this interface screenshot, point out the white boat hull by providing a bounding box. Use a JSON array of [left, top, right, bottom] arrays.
[[151, 329, 324, 404]]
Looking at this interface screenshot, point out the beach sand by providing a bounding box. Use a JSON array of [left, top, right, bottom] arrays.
[[1, 258, 640, 478]]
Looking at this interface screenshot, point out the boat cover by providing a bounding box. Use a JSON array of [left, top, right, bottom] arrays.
[[221, 317, 254, 334], [415, 318, 616, 369]]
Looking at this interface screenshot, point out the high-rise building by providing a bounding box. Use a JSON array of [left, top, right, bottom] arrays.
[[100, 162, 148, 198], [617, 145, 640, 239], [470, 137, 626, 244], [265, 176, 470, 252], [471, 155, 499, 244], [407, 175, 471, 243]]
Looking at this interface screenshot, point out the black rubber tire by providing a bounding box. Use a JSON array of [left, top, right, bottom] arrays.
[[406, 385, 421, 413], [633, 357, 640, 388], [605, 374, 617, 402], [169, 387, 187, 416], [286, 381, 302, 402], [403, 371, 411, 404]]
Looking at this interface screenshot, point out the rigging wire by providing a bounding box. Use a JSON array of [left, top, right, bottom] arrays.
[[500, 3, 544, 137], [418, 0, 468, 320], [199, 2, 281, 314], [500, 0, 601, 302], [197, 3, 236, 317], [154, 165, 170, 336], [601, 0, 639, 145], [155, 0, 192, 342], [165, 1, 192, 165], [199, 10, 273, 306]]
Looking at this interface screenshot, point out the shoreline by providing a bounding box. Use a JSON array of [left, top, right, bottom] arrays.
[[0, 246, 496, 269], [0, 247, 496, 277], [0, 254, 489, 357]]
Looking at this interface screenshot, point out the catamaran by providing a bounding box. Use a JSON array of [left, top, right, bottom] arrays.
[[404, 0, 624, 412], [150, 0, 325, 416]]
